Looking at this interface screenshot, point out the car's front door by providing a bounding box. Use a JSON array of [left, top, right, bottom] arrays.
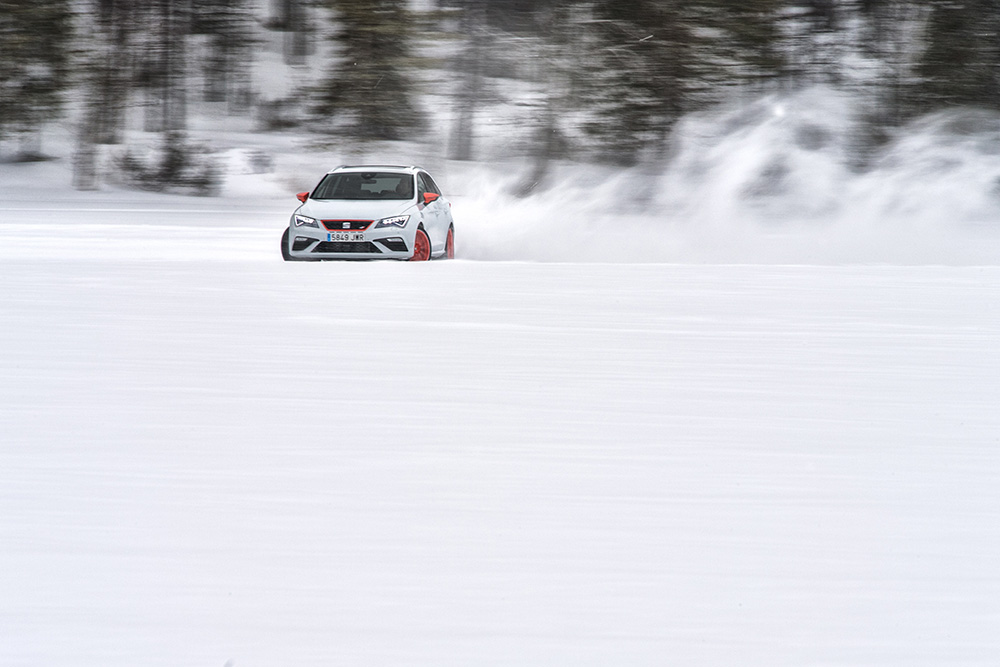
[[417, 172, 446, 252]]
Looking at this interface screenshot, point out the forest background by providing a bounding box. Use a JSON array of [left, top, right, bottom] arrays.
[[2, 0, 1000, 196]]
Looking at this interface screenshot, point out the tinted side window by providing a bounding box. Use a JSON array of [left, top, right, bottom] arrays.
[[418, 172, 441, 195]]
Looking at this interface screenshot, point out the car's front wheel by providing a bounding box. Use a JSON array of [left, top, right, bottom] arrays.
[[281, 228, 294, 261], [410, 227, 431, 262]]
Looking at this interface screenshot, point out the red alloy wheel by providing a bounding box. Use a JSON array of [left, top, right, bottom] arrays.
[[445, 227, 455, 259], [410, 228, 431, 261]]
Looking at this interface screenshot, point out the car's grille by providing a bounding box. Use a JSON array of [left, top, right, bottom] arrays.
[[375, 238, 408, 253], [322, 220, 373, 231], [312, 241, 382, 254]]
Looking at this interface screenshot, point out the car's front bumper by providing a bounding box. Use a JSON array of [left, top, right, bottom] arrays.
[[288, 230, 412, 260]]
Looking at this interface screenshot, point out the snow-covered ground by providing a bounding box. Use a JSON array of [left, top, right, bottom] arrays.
[[2, 84, 1000, 665], [2, 185, 999, 665]]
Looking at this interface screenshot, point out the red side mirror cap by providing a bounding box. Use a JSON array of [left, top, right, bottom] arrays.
[[296, 192, 309, 203], [423, 192, 440, 205]]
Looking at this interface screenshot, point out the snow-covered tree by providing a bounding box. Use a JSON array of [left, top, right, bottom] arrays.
[[0, 0, 73, 153], [851, 0, 931, 147], [135, 0, 190, 133], [314, 0, 425, 141], [447, 0, 488, 161], [916, 0, 1000, 113], [191, 0, 258, 106], [266, 0, 315, 65], [73, 0, 135, 188], [696, 0, 785, 92], [581, 0, 701, 166]]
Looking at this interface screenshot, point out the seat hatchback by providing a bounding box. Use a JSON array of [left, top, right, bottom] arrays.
[[281, 165, 455, 261]]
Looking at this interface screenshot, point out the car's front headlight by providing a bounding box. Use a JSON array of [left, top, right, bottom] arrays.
[[374, 215, 409, 229], [294, 214, 319, 228]]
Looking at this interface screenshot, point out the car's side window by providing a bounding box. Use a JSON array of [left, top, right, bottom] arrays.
[[423, 173, 442, 195], [418, 172, 440, 196], [416, 173, 427, 199]]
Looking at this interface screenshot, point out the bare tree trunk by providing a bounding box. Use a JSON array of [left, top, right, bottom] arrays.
[[72, 124, 99, 190], [515, 2, 569, 196], [448, 0, 487, 161], [145, 0, 188, 132], [282, 0, 309, 65], [74, 0, 130, 189]]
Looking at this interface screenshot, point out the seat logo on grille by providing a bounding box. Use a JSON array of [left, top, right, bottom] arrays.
[[343, 222, 351, 229]]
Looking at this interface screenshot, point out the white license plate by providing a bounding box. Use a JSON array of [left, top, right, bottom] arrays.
[[328, 232, 365, 242]]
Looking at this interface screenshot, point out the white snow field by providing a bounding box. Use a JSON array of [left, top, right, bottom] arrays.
[[2, 189, 999, 667], [2, 86, 1000, 665]]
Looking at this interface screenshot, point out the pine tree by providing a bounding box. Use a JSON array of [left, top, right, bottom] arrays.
[[512, 0, 580, 194], [74, 0, 136, 188], [80, 0, 135, 145], [191, 0, 257, 105], [582, 0, 700, 166], [0, 0, 73, 152], [273, 0, 314, 65], [916, 0, 1000, 113], [314, 0, 425, 141], [695, 0, 785, 93], [447, 0, 488, 161], [778, 0, 846, 86], [134, 0, 190, 133], [853, 0, 931, 141], [74, 0, 224, 192]]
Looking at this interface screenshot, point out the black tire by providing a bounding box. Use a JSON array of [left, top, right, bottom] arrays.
[[281, 228, 294, 261]]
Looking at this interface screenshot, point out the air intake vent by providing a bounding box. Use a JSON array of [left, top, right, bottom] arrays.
[[312, 242, 382, 254]]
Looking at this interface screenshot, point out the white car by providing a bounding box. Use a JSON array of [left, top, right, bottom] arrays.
[[281, 165, 455, 261]]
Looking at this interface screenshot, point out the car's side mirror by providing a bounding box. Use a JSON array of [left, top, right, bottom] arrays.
[[296, 192, 309, 203], [423, 192, 440, 206]]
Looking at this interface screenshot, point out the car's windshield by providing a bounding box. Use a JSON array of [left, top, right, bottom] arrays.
[[312, 172, 414, 200]]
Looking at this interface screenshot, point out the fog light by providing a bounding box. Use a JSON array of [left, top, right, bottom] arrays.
[[292, 236, 315, 252], [376, 237, 408, 252]]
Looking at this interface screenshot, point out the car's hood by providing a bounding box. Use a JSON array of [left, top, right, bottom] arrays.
[[298, 199, 415, 222]]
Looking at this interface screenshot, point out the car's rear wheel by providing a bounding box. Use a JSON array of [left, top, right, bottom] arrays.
[[445, 226, 455, 259], [410, 227, 431, 261]]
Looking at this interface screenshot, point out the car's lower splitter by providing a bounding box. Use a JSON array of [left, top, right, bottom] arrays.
[[313, 241, 381, 254], [300, 237, 410, 257]]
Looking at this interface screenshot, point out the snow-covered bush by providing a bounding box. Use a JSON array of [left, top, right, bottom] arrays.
[[116, 132, 220, 197]]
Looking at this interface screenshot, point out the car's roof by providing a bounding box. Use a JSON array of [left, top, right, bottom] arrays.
[[326, 164, 425, 174]]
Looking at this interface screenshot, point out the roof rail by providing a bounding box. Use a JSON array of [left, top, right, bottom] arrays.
[[331, 164, 423, 172]]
